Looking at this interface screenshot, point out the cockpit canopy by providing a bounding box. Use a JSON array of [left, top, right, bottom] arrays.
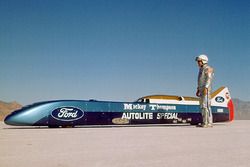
[[136, 95, 199, 104]]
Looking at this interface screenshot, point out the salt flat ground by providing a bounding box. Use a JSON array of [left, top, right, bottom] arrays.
[[0, 121, 250, 167]]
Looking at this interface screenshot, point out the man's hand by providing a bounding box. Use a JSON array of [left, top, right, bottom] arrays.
[[196, 89, 201, 97]]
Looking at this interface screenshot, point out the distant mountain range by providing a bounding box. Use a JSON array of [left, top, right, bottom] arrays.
[[0, 99, 249, 121], [232, 98, 250, 120], [0, 101, 22, 121]]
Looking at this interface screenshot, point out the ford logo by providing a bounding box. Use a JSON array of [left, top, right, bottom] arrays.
[[215, 96, 225, 103], [51, 107, 84, 121]]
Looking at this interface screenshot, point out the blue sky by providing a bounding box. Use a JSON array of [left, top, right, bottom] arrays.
[[0, 0, 249, 105]]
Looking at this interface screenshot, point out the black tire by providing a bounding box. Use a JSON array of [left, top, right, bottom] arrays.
[[48, 125, 60, 128]]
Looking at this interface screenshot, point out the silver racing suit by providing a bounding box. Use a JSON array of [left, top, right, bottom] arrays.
[[197, 64, 214, 125]]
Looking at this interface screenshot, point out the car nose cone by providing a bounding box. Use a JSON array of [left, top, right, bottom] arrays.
[[4, 114, 20, 126], [4, 111, 33, 126]]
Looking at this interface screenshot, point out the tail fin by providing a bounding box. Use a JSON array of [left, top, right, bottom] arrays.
[[211, 87, 234, 121]]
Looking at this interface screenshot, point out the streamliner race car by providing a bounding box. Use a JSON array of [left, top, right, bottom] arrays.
[[4, 87, 234, 128]]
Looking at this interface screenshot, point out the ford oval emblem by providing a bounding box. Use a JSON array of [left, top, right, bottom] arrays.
[[215, 96, 225, 103], [51, 107, 84, 121]]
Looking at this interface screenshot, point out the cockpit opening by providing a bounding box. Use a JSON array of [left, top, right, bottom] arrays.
[[136, 98, 150, 103]]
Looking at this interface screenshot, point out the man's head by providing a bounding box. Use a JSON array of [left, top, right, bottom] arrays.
[[195, 54, 208, 67]]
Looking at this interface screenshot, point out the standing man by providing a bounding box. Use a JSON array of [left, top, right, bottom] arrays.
[[195, 54, 214, 128]]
